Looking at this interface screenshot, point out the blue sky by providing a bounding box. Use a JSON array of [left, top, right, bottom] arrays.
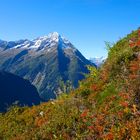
[[0, 0, 140, 58]]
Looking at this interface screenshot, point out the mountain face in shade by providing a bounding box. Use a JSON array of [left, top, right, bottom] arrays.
[[0, 71, 41, 112], [0, 32, 95, 101]]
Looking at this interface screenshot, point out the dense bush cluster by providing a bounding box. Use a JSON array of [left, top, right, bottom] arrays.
[[0, 29, 140, 139]]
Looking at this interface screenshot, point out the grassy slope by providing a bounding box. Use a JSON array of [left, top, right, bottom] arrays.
[[0, 29, 140, 139]]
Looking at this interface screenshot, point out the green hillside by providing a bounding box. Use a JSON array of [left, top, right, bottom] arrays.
[[0, 29, 140, 139]]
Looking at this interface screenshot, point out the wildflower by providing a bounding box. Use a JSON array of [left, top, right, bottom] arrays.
[[51, 101, 55, 105], [89, 114, 94, 119], [96, 126, 103, 132], [88, 125, 94, 130], [124, 95, 130, 100], [83, 119, 87, 123], [129, 74, 138, 79], [124, 107, 129, 113], [129, 43, 136, 48], [132, 104, 137, 113], [138, 29, 140, 36], [91, 84, 98, 91], [119, 92, 130, 99], [118, 111, 123, 117], [136, 40, 140, 46], [105, 133, 114, 140], [39, 111, 44, 117], [120, 101, 129, 107], [111, 95, 116, 100], [80, 109, 89, 118], [129, 63, 139, 71]]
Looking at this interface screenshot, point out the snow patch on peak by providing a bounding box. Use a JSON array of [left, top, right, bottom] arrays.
[[13, 40, 31, 49], [48, 32, 60, 42], [48, 32, 59, 37]]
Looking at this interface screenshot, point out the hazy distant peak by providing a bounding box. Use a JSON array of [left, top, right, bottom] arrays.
[[89, 56, 106, 67]]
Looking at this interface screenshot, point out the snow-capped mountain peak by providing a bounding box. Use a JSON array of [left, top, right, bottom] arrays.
[[31, 32, 72, 49], [0, 32, 75, 51], [48, 32, 60, 42]]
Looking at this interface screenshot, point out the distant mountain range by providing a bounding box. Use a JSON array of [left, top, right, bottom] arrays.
[[0, 32, 95, 101], [89, 56, 106, 67], [0, 71, 41, 112]]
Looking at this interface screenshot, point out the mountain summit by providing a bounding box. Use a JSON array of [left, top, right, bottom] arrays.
[[2, 32, 72, 50], [48, 32, 61, 42], [0, 32, 94, 100]]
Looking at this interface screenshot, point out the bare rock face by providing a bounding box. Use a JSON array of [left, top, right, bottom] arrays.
[[0, 32, 95, 101]]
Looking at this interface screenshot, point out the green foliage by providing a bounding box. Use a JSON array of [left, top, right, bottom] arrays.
[[105, 41, 114, 52], [80, 88, 91, 97], [87, 65, 98, 78], [95, 82, 118, 104]]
